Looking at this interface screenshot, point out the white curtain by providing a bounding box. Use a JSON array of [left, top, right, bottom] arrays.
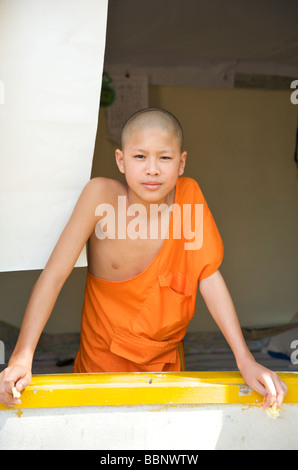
[[0, 0, 108, 271]]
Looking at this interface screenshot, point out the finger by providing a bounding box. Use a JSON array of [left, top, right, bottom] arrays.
[[3, 380, 18, 401], [4, 378, 15, 396], [3, 400, 21, 408], [261, 375, 278, 409], [16, 372, 31, 392], [1, 376, 21, 407], [9, 397, 21, 407], [251, 380, 267, 399], [264, 374, 288, 408], [249, 379, 275, 409], [273, 378, 288, 408], [0, 391, 21, 408], [2, 383, 22, 407], [15, 380, 24, 392], [5, 386, 21, 407], [263, 391, 277, 409]]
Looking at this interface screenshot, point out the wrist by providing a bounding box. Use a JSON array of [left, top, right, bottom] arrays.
[[8, 351, 33, 369], [235, 350, 255, 371]]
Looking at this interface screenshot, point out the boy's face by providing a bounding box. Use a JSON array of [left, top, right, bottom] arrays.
[[115, 126, 187, 204]]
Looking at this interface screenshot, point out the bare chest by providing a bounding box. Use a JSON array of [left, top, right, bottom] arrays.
[[87, 231, 165, 282], [87, 193, 174, 281]]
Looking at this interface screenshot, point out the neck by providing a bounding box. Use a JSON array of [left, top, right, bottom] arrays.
[[126, 185, 176, 218]]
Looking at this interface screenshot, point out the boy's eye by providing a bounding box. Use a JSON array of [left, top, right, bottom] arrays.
[[133, 155, 172, 160]]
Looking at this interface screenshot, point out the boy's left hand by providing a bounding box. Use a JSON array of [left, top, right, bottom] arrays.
[[238, 358, 288, 409]]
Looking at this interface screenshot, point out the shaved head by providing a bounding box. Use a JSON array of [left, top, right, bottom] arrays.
[[121, 108, 184, 151]]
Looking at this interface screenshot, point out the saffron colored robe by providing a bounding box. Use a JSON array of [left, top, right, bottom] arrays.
[[74, 177, 224, 373]]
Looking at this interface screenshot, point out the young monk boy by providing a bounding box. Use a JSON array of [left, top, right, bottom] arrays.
[[0, 108, 288, 408]]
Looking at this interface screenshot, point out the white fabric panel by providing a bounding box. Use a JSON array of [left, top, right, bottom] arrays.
[[0, 0, 108, 271]]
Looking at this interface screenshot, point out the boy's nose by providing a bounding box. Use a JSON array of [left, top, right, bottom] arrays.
[[145, 157, 160, 176]]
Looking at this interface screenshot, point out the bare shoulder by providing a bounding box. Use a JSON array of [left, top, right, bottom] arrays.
[[41, 177, 126, 283], [83, 177, 126, 204], [67, 177, 125, 226]]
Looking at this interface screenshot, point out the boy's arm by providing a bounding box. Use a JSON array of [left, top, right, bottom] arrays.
[[198, 269, 288, 409], [0, 177, 106, 407]]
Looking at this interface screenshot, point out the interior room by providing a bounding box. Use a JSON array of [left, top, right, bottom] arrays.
[[1, 0, 298, 374]]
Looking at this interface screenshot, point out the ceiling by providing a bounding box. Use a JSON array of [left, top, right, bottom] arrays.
[[103, 0, 298, 86]]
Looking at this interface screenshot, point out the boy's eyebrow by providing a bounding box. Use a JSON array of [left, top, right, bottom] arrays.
[[132, 148, 175, 154], [132, 149, 148, 154]]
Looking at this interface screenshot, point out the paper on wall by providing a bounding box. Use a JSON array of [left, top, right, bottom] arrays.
[[106, 74, 149, 145], [0, 0, 108, 272]]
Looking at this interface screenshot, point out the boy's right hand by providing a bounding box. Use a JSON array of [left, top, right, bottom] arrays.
[[0, 364, 32, 407]]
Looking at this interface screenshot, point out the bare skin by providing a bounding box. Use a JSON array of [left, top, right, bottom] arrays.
[[0, 123, 288, 408]]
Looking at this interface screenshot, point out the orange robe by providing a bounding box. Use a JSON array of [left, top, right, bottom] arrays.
[[74, 177, 224, 373]]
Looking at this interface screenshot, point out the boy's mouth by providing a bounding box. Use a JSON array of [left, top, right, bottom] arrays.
[[142, 181, 161, 190]]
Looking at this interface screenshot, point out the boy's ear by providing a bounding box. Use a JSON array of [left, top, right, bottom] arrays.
[[178, 151, 187, 176], [115, 149, 125, 174]]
